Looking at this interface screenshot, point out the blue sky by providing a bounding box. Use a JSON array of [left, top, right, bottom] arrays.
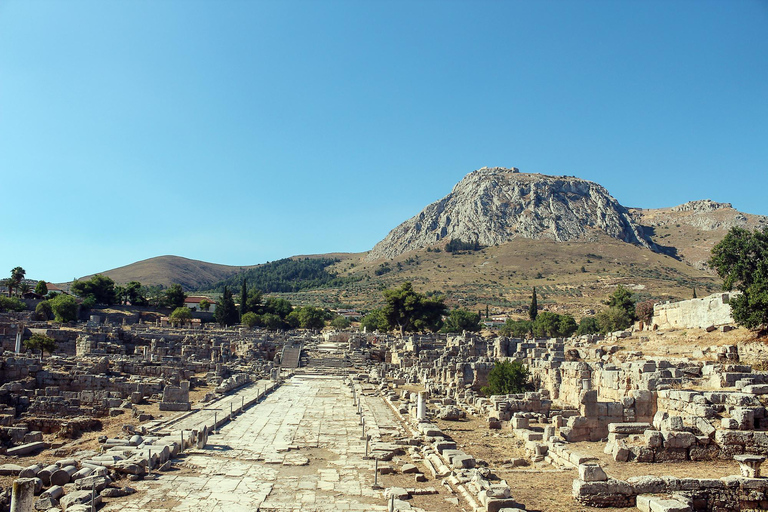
[[1, 0, 766, 283]]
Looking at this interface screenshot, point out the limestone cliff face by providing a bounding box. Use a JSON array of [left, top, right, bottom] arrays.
[[366, 167, 656, 260]]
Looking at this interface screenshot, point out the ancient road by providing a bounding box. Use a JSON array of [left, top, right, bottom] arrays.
[[103, 375, 397, 511]]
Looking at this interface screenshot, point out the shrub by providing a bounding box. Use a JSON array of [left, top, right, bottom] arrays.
[[241, 311, 261, 328], [0, 295, 26, 312], [481, 360, 529, 396], [576, 316, 600, 335], [50, 294, 78, 323], [597, 306, 633, 333], [169, 307, 192, 326], [35, 300, 52, 320], [635, 300, 656, 324]]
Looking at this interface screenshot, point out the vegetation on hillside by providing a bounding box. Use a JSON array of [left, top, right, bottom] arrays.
[[207, 258, 360, 294], [445, 239, 483, 253]]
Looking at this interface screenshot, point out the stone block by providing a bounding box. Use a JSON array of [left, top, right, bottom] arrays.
[[645, 430, 664, 448], [609, 422, 651, 434], [742, 384, 768, 395], [578, 463, 607, 482], [663, 431, 696, 449], [732, 407, 756, 430]]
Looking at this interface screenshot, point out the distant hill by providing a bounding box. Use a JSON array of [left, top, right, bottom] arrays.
[[69, 168, 768, 315], [77, 255, 256, 290], [633, 200, 768, 270], [204, 256, 361, 293]]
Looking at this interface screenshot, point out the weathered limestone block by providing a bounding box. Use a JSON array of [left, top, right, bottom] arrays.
[[578, 463, 607, 482], [572, 478, 635, 508], [663, 431, 696, 449]]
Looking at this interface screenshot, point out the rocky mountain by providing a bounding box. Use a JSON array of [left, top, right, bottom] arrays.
[[367, 167, 657, 261], [633, 200, 768, 270]]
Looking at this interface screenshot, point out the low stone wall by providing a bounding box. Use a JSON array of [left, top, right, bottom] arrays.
[[653, 292, 737, 330], [574, 470, 768, 511]]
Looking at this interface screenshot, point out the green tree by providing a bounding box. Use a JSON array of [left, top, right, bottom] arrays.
[[35, 300, 53, 320], [262, 297, 293, 319], [261, 312, 283, 330], [50, 294, 78, 323], [442, 308, 482, 333], [199, 299, 211, 312], [481, 360, 529, 396], [499, 319, 532, 337], [165, 284, 186, 309], [331, 315, 351, 329], [2, 278, 14, 297], [169, 307, 192, 327], [246, 289, 262, 313], [360, 309, 389, 332], [123, 281, 146, 306], [709, 226, 768, 331], [240, 278, 247, 320], [597, 306, 633, 333], [285, 306, 326, 329], [292, 306, 326, 329], [692, 287, 697, 299], [606, 285, 636, 322], [382, 282, 447, 336], [18, 282, 31, 295], [70, 274, 117, 305], [241, 311, 261, 328], [23, 333, 56, 359], [215, 286, 238, 326], [5, 267, 26, 297], [0, 295, 26, 312], [529, 287, 538, 321], [576, 316, 600, 336], [531, 311, 577, 338]]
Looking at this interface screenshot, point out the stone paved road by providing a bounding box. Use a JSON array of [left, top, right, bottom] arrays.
[[103, 375, 394, 512]]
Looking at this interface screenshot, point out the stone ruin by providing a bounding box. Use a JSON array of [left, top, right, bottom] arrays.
[[2, 296, 768, 511]]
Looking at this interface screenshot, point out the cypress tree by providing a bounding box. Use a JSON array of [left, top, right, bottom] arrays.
[[215, 286, 238, 326], [693, 287, 697, 299], [240, 278, 247, 319], [485, 304, 489, 319], [529, 287, 538, 321]]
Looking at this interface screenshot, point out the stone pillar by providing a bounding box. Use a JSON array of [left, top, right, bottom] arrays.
[[10, 478, 36, 512], [416, 392, 426, 422]]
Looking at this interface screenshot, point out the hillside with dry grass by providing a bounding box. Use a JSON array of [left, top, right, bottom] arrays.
[[75, 255, 258, 290]]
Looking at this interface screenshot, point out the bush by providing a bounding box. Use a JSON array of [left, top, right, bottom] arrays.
[[49, 294, 78, 323], [169, 307, 192, 326], [35, 300, 52, 320], [499, 319, 532, 337], [0, 295, 26, 312], [481, 360, 529, 396], [576, 316, 600, 335], [241, 312, 261, 328], [441, 309, 482, 333], [531, 311, 577, 338], [635, 300, 655, 324], [331, 315, 351, 329], [597, 306, 633, 333], [360, 309, 388, 332]]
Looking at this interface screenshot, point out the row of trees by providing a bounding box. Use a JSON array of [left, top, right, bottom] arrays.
[[70, 275, 187, 309], [359, 282, 484, 335]]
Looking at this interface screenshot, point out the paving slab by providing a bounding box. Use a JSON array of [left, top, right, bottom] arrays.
[[102, 375, 393, 511]]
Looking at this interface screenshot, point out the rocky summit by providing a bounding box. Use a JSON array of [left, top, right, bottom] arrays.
[[366, 167, 655, 260]]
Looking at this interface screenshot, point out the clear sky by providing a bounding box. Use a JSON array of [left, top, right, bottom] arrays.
[[1, 0, 766, 283]]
